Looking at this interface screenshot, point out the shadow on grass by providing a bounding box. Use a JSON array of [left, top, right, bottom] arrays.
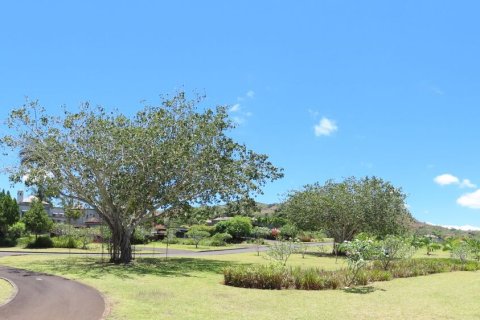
[[27, 257, 234, 280], [343, 286, 386, 294]]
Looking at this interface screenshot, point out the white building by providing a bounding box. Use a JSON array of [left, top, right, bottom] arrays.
[[17, 190, 102, 226]]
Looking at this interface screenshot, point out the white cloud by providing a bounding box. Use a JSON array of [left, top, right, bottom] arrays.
[[314, 117, 338, 137], [460, 179, 477, 189], [427, 222, 480, 231], [434, 174, 459, 186], [229, 104, 241, 112], [457, 189, 480, 209], [246, 90, 255, 98], [434, 174, 476, 189]]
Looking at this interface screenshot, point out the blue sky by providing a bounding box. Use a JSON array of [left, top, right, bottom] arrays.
[[1, 1, 480, 229]]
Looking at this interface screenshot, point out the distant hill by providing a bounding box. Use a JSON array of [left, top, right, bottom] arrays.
[[411, 219, 480, 238]]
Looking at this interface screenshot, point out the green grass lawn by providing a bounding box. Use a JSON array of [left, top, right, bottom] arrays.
[[1, 251, 480, 320], [0, 278, 14, 306]]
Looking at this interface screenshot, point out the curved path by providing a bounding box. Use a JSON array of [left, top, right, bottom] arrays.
[[0, 266, 105, 320]]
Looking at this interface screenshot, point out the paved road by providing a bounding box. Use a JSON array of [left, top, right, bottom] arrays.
[[0, 241, 331, 258], [0, 266, 105, 320]]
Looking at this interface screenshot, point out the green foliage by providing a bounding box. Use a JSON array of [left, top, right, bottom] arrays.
[[23, 199, 53, 237], [278, 176, 412, 244], [340, 238, 377, 286], [189, 225, 215, 236], [52, 235, 80, 249], [252, 226, 271, 239], [418, 236, 442, 255], [224, 264, 288, 290], [254, 216, 289, 229], [186, 228, 211, 248], [26, 235, 54, 248], [225, 258, 480, 291], [74, 228, 94, 249], [214, 216, 253, 240], [7, 221, 26, 240], [280, 223, 298, 240], [265, 240, 297, 266], [132, 227, 150, 245], [1, 94, 283, 263], [465, 238, 480, 261], [451, 242, 470, 263], [375, 235, 416, 270], [207, 232, 232, 246], [0, 190, 20, 239]]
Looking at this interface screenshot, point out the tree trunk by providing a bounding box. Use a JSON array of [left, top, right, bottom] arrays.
[[110, 224, 133, 264]]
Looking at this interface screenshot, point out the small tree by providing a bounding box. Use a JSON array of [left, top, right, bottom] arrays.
[[265, 240, 297, 266], [465, 238, 480, 261], [186, 227, 210, 248], [419, 236, 441, 255], [375, 235, 415, 270], [452, 241, 470, 264], [23, 199, 53, 239], [252, 226, 270, 256], [295, 240, 309, 258], [340, 239, 376, 286]]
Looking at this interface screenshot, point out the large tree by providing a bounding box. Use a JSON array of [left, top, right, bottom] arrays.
[[1, 93, 283, 263], [277, 176, 412, 250]]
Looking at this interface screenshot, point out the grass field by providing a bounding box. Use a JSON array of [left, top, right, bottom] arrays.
[[0, 278, 14, 306], [1, 250, 480, 320]]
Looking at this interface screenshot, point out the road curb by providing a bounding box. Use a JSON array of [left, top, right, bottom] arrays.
[[0, 276, 19, 308]]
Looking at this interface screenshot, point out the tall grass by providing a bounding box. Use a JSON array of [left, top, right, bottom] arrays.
[[224, 258, 480, 291]]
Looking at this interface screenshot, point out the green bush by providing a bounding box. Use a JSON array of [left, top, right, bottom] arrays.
[[162, 236, 180, 244], [224, 258, 480, 291], [206, 233, 232, 246], [26, 236, 54, 249], [0, 237, 17, 247], [280, 223, 298, 240], [52, 236, 79, 249], [132, 227, 150, 245], [224, 264, 289, 289], [215, 216, 252, 240]]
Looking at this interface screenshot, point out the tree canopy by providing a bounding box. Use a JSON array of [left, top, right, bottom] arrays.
[[1, 93, 283, 263], [277, 176, 412, 246], [0, 190, 20, 239]]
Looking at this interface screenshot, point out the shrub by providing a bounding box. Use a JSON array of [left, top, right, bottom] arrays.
[[207, 233, 232, 246], [26, 236, 54, 248], [8, 222, 26, 240], [224, 257, 480, 291], [132, 227, 150, 245], [280, 223, 298, 240], [252, 226, 271, 239], [215, 216, 252, 240], [224, 264, 289, 289], [162, 236, 180, 244], [52, 236, 79, 249], [366, 269, 393, 282]]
